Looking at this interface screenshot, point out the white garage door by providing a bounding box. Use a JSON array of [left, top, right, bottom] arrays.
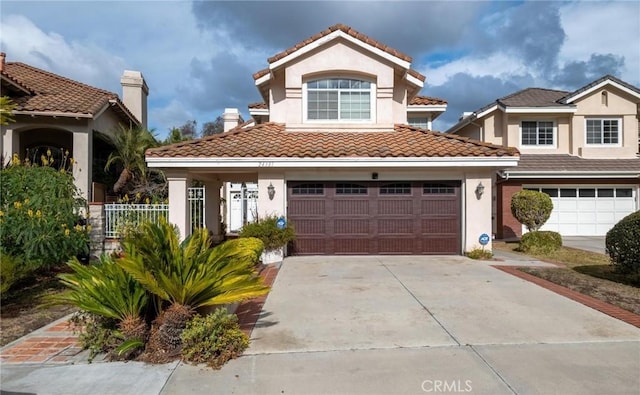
[[524, 186, 637, 236]]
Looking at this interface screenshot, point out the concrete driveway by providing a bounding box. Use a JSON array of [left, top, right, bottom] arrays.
[[563, 236, 607, 255], [165, 256, 640, 395]]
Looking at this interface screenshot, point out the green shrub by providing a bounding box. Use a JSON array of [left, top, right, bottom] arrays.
[[70, 312, 123, 362], [465, 247, 493, 260], [519, 231, 562, 254], [0, 253, 33, 296], [0, 155, 89, 270], [511, 190, 553, 232], [606, 211, 640, 280], [181, 308, 249, 369], [239, 215, 296, 252]]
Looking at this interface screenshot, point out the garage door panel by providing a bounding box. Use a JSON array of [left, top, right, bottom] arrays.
[[378, 200, 413, 215], [288, 181, 461, 255], [577, 200, 596, 210], [378, 219, 414, 235], [334, 199, 369, 215], [334, 218, 370, 235]]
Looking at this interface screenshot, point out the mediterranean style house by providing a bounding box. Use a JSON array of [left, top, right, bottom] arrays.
[[0, 52, 148, 202], [146, 24, 519, 259], [446, 75, 640, 238]]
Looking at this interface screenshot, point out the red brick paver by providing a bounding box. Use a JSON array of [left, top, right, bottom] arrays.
[[0, 321, 83, 364], [493, 265, 640, 328]]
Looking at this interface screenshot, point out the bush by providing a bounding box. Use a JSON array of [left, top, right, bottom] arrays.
[[511, 190, 553, 232], [465, 247, 493, 260], [519, 231, 562, 254], [181, 308, 249, 369], [239, 215, 296, 252], [0, 253, 33, 296], [606, 211, 640, 280], [0, 154, 89, 270]]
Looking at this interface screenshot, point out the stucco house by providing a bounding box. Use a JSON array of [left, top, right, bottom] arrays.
[[0, 52, 148, 202], [146, 24, 519, 259], [446, 75, 640, 239]]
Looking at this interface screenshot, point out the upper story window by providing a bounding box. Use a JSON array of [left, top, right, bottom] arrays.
[[521, 121, 554, 147], [586, 118, 620, 145], [408, 118, 429, 129], [306, 78, 373, 121]]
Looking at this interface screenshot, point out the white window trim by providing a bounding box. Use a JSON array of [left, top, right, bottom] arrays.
[[584, 117, 622, 147], [519, 120, 557, 149], [302, 76, 377, 124]]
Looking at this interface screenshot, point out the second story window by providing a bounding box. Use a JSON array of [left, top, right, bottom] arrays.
[[586, 118, 620, 145], [306, 78, 372, 121], [521, 121, 554, 147]]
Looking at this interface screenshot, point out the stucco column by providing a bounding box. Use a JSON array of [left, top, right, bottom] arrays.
[[203, 180, 223, 242], [72, 129, 93, 201], [463, 172, 493, 252], [167, 174, 191, 241]]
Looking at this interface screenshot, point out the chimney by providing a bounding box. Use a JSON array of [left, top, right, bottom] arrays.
[[223, 108, 240, 132], [0, 52, 6, 72], [120, 70, 149, 129]]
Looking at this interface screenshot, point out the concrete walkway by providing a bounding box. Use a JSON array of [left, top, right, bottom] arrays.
[[2, 256, 638, 395]]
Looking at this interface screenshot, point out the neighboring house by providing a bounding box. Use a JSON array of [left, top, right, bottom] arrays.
[[0, 52, 148, 201], [146, 24, 519, 259], [446, 75, 640, 238]]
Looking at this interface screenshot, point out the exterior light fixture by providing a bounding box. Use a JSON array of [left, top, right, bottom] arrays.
[[267, 182, 275, 200], [475, 182, 485, 198]]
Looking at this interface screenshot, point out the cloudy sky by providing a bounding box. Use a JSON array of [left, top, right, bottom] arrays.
[[1, 1, 638, 138]]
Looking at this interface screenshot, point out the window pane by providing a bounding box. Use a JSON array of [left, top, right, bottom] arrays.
[[616, 188, 633, 198], [560, 188, 577, 197], [579, 189, 595, 198], [292, 183, 324, 195], [586, 119, 601, 144], [308, 78, 371, 121], [380, 183, 411, 195], [541, 188, 558, 197], [336, 183, 367, 195], [538, 122, 554, 145], [597, 189, 614, 197], [521, 121, 537, 145], [423, 183, 455, 194]]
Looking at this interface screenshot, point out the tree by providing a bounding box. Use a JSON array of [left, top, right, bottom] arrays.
[[201, 116, 225, 136], [104, 125, 158, 194], [0, 96, 16, 125], [179, 120, 198, 140], [163, 127, 189, 145], [511, 190, 553, 232]]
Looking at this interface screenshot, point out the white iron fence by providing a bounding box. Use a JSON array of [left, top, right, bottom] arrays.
[[105, 187, 205, 239]]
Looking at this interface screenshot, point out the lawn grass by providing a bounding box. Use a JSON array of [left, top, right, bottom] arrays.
[[493, 240, 640, 316]]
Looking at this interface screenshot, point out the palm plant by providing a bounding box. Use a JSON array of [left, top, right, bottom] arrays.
[[47, 255, 149, 345], [104, 125, 157, 193], [117, 219, 269, 356], [0, 96, 17, 126]]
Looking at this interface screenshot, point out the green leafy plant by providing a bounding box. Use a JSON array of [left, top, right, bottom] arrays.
[[181, 308, 249, 369], [69, 312, 123, 362], [605, 210, 640, 282], [117, 219, 269, 357], [0, 96, 16, 125], [0, 253, 33, 296], [511, 190, 553, 232], [104, 125, 158, 194], [519, 231, 562, 254], [465, 247, 493, 260], [239, 214, 296, 252], [0, 155, 89, 270]]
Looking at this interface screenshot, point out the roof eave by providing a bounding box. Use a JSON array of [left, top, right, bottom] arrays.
[[503, 170, 639, 179]]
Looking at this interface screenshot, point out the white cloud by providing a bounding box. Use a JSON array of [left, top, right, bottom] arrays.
[[148, 99, 194, 137], [422, 52, 530, 86], [0, 14, 127, 92], [559, 1, 640, 84]]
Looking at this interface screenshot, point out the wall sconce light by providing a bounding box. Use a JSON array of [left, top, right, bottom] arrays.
[[267, 182, 275, 200], [475, 182, 485, 199]]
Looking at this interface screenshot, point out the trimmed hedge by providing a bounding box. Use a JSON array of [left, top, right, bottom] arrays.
[[511, 190, 553, 232], [605, 210, 640, 280], [238, 215, 295, 252], [519, 231, 562, 254]]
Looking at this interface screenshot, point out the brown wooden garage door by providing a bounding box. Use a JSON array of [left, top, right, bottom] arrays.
[[287, 181, 461, 255]]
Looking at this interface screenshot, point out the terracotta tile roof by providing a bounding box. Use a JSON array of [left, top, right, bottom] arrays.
[[147, 122, 519, 159], [252, 68, 269, 80], [1, 62, 130, 117], [507, 154, 640, 173], [407, 68, 426, 82], [267, 24, 412, 64], [409, 96, 447, 105], [248, 102, 267, 109]]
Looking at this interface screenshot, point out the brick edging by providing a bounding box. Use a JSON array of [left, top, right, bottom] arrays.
[[235, 264, 279, 336], [492, 265, 640, 328]]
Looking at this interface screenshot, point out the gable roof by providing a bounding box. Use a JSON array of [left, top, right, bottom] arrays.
[[253, 24, 425, 83], [560, 74, 640, 104], [447, 75, 640, 134], [146, 122, 518, 160], [1, 61, 138, 123]]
